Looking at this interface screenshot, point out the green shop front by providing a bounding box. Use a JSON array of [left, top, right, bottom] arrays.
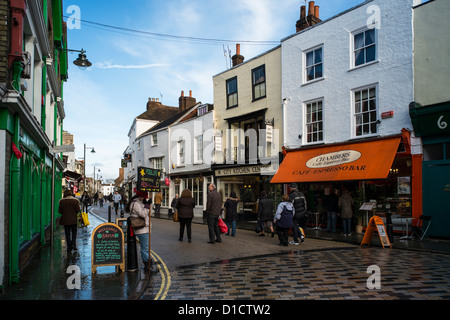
[[1, 103, 63, 286], [410, 102, 450, 238]]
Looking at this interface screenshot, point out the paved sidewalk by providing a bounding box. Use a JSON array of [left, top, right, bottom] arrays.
[[0, 210, 149, 300], [1, 203, 449, 300]]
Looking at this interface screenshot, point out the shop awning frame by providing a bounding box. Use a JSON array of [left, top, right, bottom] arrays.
[[271, 136, 402, 184]]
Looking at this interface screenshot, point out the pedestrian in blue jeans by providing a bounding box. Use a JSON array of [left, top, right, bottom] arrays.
[[224, 191, 239, 236], [127, 191, 151, 270]]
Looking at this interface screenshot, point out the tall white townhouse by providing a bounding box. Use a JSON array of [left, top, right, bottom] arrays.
[[272, 0, 423, 229]]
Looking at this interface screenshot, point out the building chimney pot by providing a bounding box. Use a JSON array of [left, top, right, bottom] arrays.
[[189, 90, 192, 98], [181, 90, 184, 97], [308, 1, 315, 16], [314, 5, 319, 19], [300, 6, 306, 19], [232, 43, 245, 67]]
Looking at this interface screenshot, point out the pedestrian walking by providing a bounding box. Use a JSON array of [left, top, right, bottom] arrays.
[[206, 183, 222, 244], [257, 191, 274, 237], [325, 188, 339, 233], [98, 191, 104, 207], [80, 191, 91, 213], [224, 191, 239, 237], [176, 189, 195, 242], [339, 188, 354, 236], [288, 183, 307, 244], [112, 191, 122, 215], [154, 192, 163, 217], [58, 189, 81, 253], [127, 191, 151, 270], [170, 194, 179, 218], [274, 194, 295, 246]]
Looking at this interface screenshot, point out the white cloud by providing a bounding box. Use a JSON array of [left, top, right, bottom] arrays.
[[95, 62, 167, 69]]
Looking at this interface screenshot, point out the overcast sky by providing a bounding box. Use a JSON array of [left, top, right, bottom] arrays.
[[62, 0, 365, 180]]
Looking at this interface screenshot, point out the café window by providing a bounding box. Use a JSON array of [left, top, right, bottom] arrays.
[[182, 178, 204, 206], [226, 77, 238, 108], [252, 65, 266, 101]]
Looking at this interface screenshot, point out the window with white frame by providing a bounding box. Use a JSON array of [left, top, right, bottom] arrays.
[[354, 86, 377, 137], [150, 157, 163, 169], [226, 77, 238, 108], [161, 187, 169, 206], [178, 140, 185, 166], [151, 133, 158, 146], [353, 29, 376, 67], [182, 178, 204, 206], [252, 65, 266, 100], [195, 135, 203, 163], [305, 47, 323, 82], [197, 105, 208, 116], [305, 100, 323, 143]]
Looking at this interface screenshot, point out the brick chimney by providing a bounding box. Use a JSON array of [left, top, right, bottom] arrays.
[[296, 1, 321, 32], [179, 90, 197, 112], [146, 97, 162, 110], [232, 44, 245, 67]]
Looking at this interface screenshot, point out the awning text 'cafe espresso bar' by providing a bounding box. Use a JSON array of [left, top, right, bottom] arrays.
[[271, 137, 401, 183]]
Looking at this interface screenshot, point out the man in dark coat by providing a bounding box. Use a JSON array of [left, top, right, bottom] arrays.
[[59, 189, 81, 252], [258, 191, 274, 237], [206, 183, 222, 244], [288, 183, 307, 244]]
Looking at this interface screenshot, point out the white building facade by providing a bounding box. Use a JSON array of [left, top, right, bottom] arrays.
[[272, 0, 423, 227]]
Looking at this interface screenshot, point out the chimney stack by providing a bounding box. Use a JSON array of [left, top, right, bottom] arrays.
[[179, 90, 196, 111], [296, 1, 321, 32], [232, 43, 245, 67], [146, 97, 163, 110]]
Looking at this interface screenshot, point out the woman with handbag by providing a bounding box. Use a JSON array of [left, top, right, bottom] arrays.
[[126, 191, 151, 270], [176, 189, 195, 242]]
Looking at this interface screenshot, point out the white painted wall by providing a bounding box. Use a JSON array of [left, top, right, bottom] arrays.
[[282, 0, 415, 149]]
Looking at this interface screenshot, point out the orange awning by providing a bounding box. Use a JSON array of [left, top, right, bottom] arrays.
[[271, 137, 401, 183]]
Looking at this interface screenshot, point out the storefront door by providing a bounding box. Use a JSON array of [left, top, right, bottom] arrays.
[[423, 163, 450, 237]]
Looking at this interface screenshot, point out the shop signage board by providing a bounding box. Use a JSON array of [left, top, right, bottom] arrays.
[[215, 164, 278, 177], [91, 223, 125, 273], [361, 216, 392, 248], [409, 102, 450, 137], [137, 167, 161, 192]]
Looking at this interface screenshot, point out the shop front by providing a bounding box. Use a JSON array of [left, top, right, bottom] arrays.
[[410, 102, 450, 237], [214, 163, 282, 221], [271, 133, 421, 234]]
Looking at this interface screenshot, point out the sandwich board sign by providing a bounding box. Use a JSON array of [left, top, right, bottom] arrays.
[[361, 216, 392, 248], [91, 223, 125, 273]]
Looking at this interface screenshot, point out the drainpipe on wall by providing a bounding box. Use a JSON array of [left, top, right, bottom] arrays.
[[41, 57, 47, 131], [9, 114, 21, 284]]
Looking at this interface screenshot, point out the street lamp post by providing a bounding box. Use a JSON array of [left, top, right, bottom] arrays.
[[84, 143, 95, 194]]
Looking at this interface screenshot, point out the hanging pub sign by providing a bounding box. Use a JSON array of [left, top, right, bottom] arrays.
[[137, 167, 161, 192]]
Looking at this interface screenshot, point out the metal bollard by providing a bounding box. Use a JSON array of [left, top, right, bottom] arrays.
[[126, 217, 139, 272]]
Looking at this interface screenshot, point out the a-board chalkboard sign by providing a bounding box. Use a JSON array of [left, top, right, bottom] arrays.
[[91, 223, 125, 273], [137, 167, 161, 192]]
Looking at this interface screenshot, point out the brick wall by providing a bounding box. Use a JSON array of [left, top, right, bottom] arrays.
[[0, 0, 9, 84]]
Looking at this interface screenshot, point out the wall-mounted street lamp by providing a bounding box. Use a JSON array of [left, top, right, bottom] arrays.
[[64, 48, 92, 70]]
